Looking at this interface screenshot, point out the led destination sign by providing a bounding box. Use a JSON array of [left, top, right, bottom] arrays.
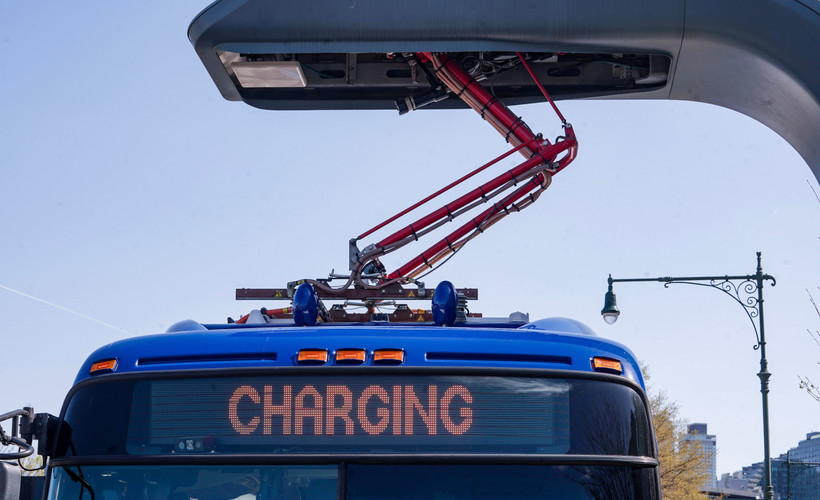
[[227, 383, 475, 436], [127, 375, 570, 454]]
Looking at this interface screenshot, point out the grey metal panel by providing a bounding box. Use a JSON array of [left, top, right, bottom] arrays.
[[189, 0, 685, 52], [673, 0, 820, 177], [188, 0, 685, 100], [189, 0, 820, 177], [0, 462, 21, 500]]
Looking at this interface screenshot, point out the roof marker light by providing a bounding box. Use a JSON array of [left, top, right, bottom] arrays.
[[293, 282, 320, 326], [90, 358, 118, 374], [298, 349, 329, 364], [592, 357, 623, 374], [335, 349, 366, 364], [432, 281, 458, 326], [373, 349, 405, 364]]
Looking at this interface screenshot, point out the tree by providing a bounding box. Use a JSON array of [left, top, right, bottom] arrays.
[[0, 446, 46, 476], [798, 287, 820, 402], [20, 455, 45, 476], [643, 366, 709, 499], [651, 390, 709, 499], [798, 182, 820, 402]]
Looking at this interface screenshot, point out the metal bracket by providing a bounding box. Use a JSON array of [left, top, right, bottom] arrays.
[[349, 239, 360, 271]]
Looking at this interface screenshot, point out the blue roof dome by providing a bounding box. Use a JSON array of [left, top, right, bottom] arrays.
[[519, 317, 597, 336]]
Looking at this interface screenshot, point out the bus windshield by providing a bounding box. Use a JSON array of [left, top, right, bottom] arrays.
[[49, 372, 658, 499], [48, 463, 659, 500], [56, 373, 652, 457]]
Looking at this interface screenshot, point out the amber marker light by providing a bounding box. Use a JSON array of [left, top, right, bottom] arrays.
[[591, 357, 623, 374], [373, 349, 405, 364], [335, 349, 366, 364], [297, 349, 329, 364], [90, 358, 118, 374]]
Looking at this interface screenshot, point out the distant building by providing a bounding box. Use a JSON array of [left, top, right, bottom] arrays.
[[685, 422, 718, 487], [719, 433, 820, 500], [789, 432, 820, 468], [718, 471, 756, 492], [782, 432, 820, 500]]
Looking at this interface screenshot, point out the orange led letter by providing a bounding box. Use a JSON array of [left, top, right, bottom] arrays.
[[326, 385, 354, 435], [392, 385, 402, 435], [228, 385, 261, 435], [440, 385, 473, 435], [295, 386, 324, 435], [358, 386, 390, 435], [404, 385, 437, 435], [263, 385, 292, 435]]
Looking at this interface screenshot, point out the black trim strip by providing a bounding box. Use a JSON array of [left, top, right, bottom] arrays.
[[49, 453, 659, 468]]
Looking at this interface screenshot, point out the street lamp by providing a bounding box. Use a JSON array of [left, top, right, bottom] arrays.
[[601, 280, 620, 324], [602, 252, 776, 500]]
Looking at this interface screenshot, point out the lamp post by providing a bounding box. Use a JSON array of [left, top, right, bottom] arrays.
[[602, 252, 776, 500]]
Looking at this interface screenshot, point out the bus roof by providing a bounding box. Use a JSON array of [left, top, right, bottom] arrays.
[[75, 317, 645, 389]]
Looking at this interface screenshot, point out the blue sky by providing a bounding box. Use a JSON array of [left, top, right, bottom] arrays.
[[2, 1, 819, 476]]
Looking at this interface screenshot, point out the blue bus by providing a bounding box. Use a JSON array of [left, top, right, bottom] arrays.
[[2, 281, 660, 500]]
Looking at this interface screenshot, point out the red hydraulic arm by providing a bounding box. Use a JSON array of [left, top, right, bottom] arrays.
[[348, 52, 577, 285], [235, 52, 578, 320]]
